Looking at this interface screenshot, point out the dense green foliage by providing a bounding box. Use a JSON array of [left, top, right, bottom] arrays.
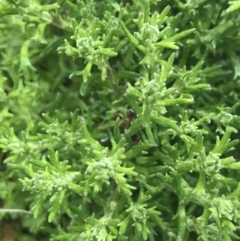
[[1, 0, 240, 240]]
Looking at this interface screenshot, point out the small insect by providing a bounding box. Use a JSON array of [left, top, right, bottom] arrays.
[[117, 108, 136, 130]]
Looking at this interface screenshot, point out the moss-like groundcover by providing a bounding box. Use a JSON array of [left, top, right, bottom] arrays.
[[1, 0, 240, 240]]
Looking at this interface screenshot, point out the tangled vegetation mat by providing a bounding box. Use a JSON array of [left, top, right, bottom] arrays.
[[1, 0, 240, 240]]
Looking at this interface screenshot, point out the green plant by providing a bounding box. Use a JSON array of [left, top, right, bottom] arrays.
[[1, 0, 240, 240]]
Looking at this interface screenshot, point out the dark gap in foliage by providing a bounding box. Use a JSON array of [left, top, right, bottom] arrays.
[[183, 172, 198, 188], [186, 202, 204, 218], [188, 231, 198, 240], [0, 150, 8, 172]]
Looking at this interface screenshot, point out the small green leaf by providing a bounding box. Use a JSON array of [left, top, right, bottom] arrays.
[[48, 191, 65, 222], [167, 28, 195, 42], [48, 149, 60, 169], [120, 21, 145, 52], [126, 83, 144, 99], [119, 214, 131, 234], [226, 1, 240, 13], [157, 5, 171, 26], [155, 41, 179, 50]]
